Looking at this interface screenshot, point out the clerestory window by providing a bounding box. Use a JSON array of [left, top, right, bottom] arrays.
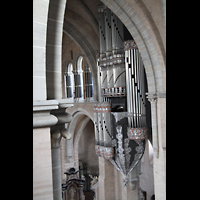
[[64, 63, 74, 98], [74, 56, 84, 101], [64, 56, 94, 102]]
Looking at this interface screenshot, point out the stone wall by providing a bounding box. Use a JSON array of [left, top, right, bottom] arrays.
[[140, 141, 155, 200], [33, 128, 54, 200]]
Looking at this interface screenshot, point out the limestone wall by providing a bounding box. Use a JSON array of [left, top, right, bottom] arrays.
[[33, 128, 54, 200]]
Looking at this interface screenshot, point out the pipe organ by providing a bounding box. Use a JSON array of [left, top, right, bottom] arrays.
[[94, 5, 148, 186]]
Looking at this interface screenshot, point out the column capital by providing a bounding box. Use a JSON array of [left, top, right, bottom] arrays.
[[146, 92, 166, 102], [51, 128, 72, 148], [51, 130, 62, 148], [147, 98, 157, 104], [51, 128, 71, 148]]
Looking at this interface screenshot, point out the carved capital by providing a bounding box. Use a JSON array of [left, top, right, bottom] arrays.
[[51, 128, 71, 148], [146, 91, 166, 103], [51, 130, 62, 148], [61, 128, 72, 140], [148, 98, 157, 104]]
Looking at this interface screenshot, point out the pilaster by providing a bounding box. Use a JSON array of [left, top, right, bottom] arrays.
[[146, 92, 166, 200]]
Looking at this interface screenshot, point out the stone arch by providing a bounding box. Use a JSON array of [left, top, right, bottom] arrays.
[[100, 0, 166, 94], [67, 63, 73, 73], [46, 0, 67, 100], [65, 108, 95, 166], [77, 56, 83, 71]]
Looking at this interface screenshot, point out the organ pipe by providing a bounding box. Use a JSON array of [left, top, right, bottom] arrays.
[[124, 40, 147, 129]]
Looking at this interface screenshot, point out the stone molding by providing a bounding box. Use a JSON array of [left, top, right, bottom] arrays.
[[50, 128, 71, 149], [33, 99, 74, 128], [33, 112, 58, 128], [33, 100, 59, 112], [146, 92, 166, 100]]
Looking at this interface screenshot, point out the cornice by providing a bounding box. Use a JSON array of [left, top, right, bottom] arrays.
[[33, 99, 74, 128]]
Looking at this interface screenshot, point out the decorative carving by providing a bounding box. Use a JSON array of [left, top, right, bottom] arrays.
[[95, 145, 101, 157], [89, 174, 98, 187], [127, 128, 147, 143], [99, 53, 125, 67], [61, 128, 72, 140], [99, 146, 104, 157], [111, 112, 127, 123], [51, 130, 62, 148], [147, 98, 157, 104], [124, 40, 137, 50], [104, 147, 114, 160], [102, 86, 126, 97], [116, 125, 126, 175], [93, 102, 111, 112]]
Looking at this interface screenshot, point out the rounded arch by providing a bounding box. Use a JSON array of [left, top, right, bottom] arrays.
[[66, 110, 95, 170], [67, 63, 73, 73], [77, 56, 83, 72]]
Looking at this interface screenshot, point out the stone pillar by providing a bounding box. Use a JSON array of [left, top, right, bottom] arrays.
[[33, 0, 49, 100], [147, 94, 159, 158], [51, 127, 72, 200], [51, 130, 62, 200], [146, 92, 166, 200], [98, 157, 115, 200]]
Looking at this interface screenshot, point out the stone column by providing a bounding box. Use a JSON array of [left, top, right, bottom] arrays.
[[98, 157, 115, 200], [147, 94, 159, 158], [51, 130, 62, 200], [51, 128, 72, 200], [146, 92, 166, 200]]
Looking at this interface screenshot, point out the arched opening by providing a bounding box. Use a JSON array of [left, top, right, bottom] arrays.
[[64, 63, 74, 98], [78, 119, 98, 199], [74, 56, 84, 101], [69, 112, 98, 200]]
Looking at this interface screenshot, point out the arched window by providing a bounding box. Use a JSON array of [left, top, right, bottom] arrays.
[[64, 56, 94, 102], [74, 56, 84, 101], [84, 66, 94, 101], [64, 63, 74, 98]]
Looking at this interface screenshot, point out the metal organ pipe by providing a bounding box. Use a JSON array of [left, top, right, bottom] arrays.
[[96, 51, 102, 103], [130, 49, 135, 128], [124, 40, 146, 129], [104, 9, 112, 53], [93, 103, 99, 146], [125, 50, 130, 126], [97, 103, 104, 147], [98, 6, 106, 54]]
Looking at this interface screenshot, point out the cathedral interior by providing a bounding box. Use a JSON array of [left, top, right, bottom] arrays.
[[33, 0, 166, 200]]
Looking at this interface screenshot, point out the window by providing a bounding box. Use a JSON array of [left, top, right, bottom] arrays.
[[84, 66, 94, 101], [64, 63, 74, 98], [74, 56, 84, 101], [63, 56, 94, 102]]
